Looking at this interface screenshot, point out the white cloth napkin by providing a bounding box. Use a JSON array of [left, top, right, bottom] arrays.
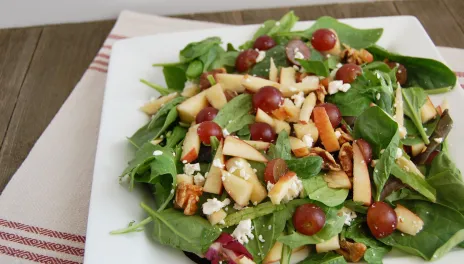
[[0, 10, 463, 264]]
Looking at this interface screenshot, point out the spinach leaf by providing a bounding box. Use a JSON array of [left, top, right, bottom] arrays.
[[402, 87, 429, 144], [286, 156, 323, 179], [163, 65, 187, 90], [179, 37, 222, 62], [302, 176, 349, 207], [237, 125, 251, 140], [165, 126, 187, 148], [140, 79, 178, 96], [298, 59, 329, 77], [186, 59, 203, 78], [121, 143, 157, 179], [267, 130, 292, 160], [372, 131, 400, 201], [380, 200, 464, 261], [213, 94, 255, 133], [148, 96, 185, 129], [343, 200, 368, 214], [249, 45, 290, 78], [367, 45, 457, 92], [299, 252, 347, 264], [327, 86, 372, 117], [402, 117, 438, 146], [390, 163, 436, 202], [129, 119, 165, 149], [199, 45, 220, 72], [149, 148, 178, 210], [141, 204, 221, 255], [211, 49, 239, 70]]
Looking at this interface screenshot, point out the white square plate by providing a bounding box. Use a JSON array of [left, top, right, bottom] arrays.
[[84, 16, 464, 264]]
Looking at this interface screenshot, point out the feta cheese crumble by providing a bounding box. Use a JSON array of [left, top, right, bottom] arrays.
[[240, 169, 250, 180], [232, 219, 254, 244], [335, 131, 341, 139], [255, 49, 266, 63], [294, 47, 305, 60], [302, 134, 314, 148], [233, 203, 245, 210], [184, 163, 201, 176], [328, 80, 351, 94], [434, 137, 443, 143], [213, 158, 225, 169], [194, 173, 205, 186], [258, 235, 265, 242], [282, 175, 303, 203], [342, 208, 357, 226], [266, 181, 275, 192], [396, 148, 403, 159], [293, 65, 299, 71], [202, 198, 231, 215], [291, 92, 305, 108], [153, 150, 163, 156], [223, 128, 230, 136], [376, 93, 381, 100]]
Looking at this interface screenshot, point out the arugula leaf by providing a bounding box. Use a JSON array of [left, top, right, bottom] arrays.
[[390, 163, 436, 202], [302, 176, 349, 207], [249, 45, 290, 78], [165, 126, 187, 148], [299, 252, 347, 264], [267, 130, 292, 160], [213, 94, 255, 133], [286, 156, 323, 179], [179, 37, 222, 62], [140, 79, 177, 96], [402, 87, 429, 144], [380, 200, 464, 261], [298, 59, 329, 77], [141, 204, 221, 255], [162, 65, 187, 90]]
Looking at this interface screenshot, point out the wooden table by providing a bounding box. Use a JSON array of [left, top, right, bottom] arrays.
[[0, 0, 463, 192]]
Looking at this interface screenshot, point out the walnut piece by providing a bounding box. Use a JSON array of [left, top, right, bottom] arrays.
[[175, 182, 203, 215], [309, 147, 341, 171], [199, 68, 227, 90], [339, 142, 354, 177], [315, 84, 327, 104], [340, 44, 374, 65], [336, 239, 367, 262], [336, 127, 353, 145]]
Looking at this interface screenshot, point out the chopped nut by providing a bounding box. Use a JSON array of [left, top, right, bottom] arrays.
[[340, 44, 374, 65], [336, 239, 367, 262], [336, 128, 353, 145], [199, 68, 226, 90], [309, 147, 341, 171], [315, 84, 327, 104], [175, 182, 203, 215], [339, 142, 354, 177]]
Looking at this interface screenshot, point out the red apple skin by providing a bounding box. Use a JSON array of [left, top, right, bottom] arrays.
[[181, 148, 198, 163]]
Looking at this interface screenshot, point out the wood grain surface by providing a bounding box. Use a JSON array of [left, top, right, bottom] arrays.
[[0, 0, 464, 192]]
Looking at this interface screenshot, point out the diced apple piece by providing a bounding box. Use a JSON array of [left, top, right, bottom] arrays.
[[316, 235, 340, 253], [436, 99, 449, 116], [177, 91, 208, 123], [263, 241, 308, 264], [216, 73, 246, 92], [244, 140, 270, 151], [226, 157, 267, 204], [293, 76, 320, 94], [181, 124, 200, 163], [268, 171, 299, 205], [279, 67, 298, 97], [176, 174, 194, 185], [242, 75, 280, 93], [294, 122, 319, 142], [396, 156, 425, 179], [206, 83, 228, 109], [256, 108, 276, 127], [420, 96, 437, 123], [395, 204, 424, 236], [269, 58, 278, 82], [140, 92, 178, 115], [323, 170, 352, 189], [207, 209, 227, 226], [271, 107, 288, 121], [181, 83, 200, 98], [283, 99, 300, 123], [274, 119, 291, 134], [313, 107, 340, 152], [299, 92, 317, 123], [353, 142, 372, 206], [290, 136, 310, 157], [222, 170, 253, 206], [223, 136, 268, 163], [290, 246, 310, 264], [237, 256, 255, 264], [411, 142, 426, 157], [203, 141, 225, 194]]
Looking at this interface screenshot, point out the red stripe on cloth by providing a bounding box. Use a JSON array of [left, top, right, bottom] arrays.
[[0, 231, 84, 257], [102, 45, 112, 50], [88, 66, 107, 73], [96, 53, 110, 60], [93, 60, 108, 67], [0, 219, 85, 243], [455, 71, 464, 77], [461, 83, 464, 89], [108, 34, 127, 40], [0, 245, 81, 264]]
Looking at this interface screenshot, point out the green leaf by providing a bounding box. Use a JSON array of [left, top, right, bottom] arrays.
[[390, 163, 436, 202], [249, 45, 290, 78], [186, 59, 203, 78], [140, 79, 177, 96], [298, 59, 329, 77], [162, 65, 187, 90], [141, 204, 221, 255], [267, 130, 292, 160], [343, 200, 368, 214], [302, 176, 349, 207], [402, 117, 438, 146], [121, 143, 158, 178], [148, 96, 185, 130], [213, 94, 255, 133], [299, 252, 347, 264], [128, 119, 165, 149], [165, 126, 187, 148], [372, 131, 400, 201], [286, 156, 323, 179], [402, 87, 429, 144], [179, 36, 222, 62]]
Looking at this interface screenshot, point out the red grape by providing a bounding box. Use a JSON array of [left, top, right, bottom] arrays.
[[356, 139, 373, 164], [196, 107, 219, 124], [386, 62, 407, 86], [250, 122, 276, 143], [367, 202, 397, 238], [253, 35, 276, 51], [316, 103, 341, 128], [252, 86, 284, 114], [286, 39, 311, 66], [293, 204, 326, 236], [311, 28, 337, 51], [197, 121, 223, 145], [235, 49, 259, 72], [264, 158, 288, 184], [336, 63, 362, 84]]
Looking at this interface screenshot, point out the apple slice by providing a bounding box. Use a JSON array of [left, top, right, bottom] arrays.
[[140, 92, 178, 115], [293, 76, 320, 94], [411, 142, 426, 157], [226, 157, 267, 204], [268, 171, 301, 205], [316, 235, 340, 253], [396, 156, 424, 179], [293, 122, 319, 142], [206, 83, 228, 109], [244, 140, 270, 151], [279, 67, 298, 97], [177, 91, 208, 123], [216, 73, 246, 92], [203, 140, 225, 194], [313, 107, 340, 152], [282, 99, 301, 123], [289, 136, 310, 157], [353, 142, 372, 206], [269, 57, 278, 82], [395, 204, 424, 236], [222, 170, 253, 206], [323, 171, 351, 189], [436, 99, 449, 116], [299, 92, 317, 123], [207, 209, 227, 226], [181, 124, 201, 163], [181, 83, 200, 98], [223, 136, 268, 163], [176, 174, 194, 185], [263, 241, 308, 264], [420, 96, 437, 123], [256, 108, 276, 127], [242, 75, 281, 93], [274, 119, 291, 134], [237, 256, 254, 264]]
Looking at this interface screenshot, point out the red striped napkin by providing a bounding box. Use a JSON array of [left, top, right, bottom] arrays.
[[0, 11, 463, 264]]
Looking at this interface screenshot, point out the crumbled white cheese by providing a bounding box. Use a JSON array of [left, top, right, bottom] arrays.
[[184, 80, 197, 90], [294, 47, 305, 60], [376, 93, 381, 100], [292, 65, 300, 71], [184, 163, 201, 176], [182, 160, 187, 164], [276, 21, 280, 26], [240, 169, 250, 180], [153, 150, 163, 156], [202, 198, 231, 215], [339, 83, 351, 92], [336, 63, 343, 68], [342, 208, 358, 226], [266, 181, 275, 192], [335, 131, 342, 139], [399, 127, 407, 139], [328, 80, 343, 95], [282, 175, 303, 203], [170, 189, 174, 194], [194, 173, 205, 186], [253, 201, 258, 206], [396, 148, 403, 159], [255, 49, 266, 63], [218, 220, 225, 225], [291, 92, 305, 108], [232, 219, 254, 244], [258, 235, 265, 242], [434, 137, 443, 143], [268, 225, 272, 230], [223, 128, 230, 136], [233, 203, 245, 210], [213, 158, 225, 169], [302, 134, 314, 148]]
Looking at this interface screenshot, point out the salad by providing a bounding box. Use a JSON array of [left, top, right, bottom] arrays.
[[113, 12, 463, 264]]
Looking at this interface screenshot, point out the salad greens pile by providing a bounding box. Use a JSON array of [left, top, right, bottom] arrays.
[[114, 11, 463, 264]]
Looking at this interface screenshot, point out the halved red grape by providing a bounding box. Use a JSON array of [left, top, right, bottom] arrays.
[[250, 122, 276, 143], [293, 204, 326, 236], [386, 62, 408, 86], [336, 63, 362, 84], [253, 35, 276, 51], [356, 139, 373, 164], [196, 107, 219, 124], [264, 158, 288, 184], [311, 29, 337, 51], [367, 202, 397, 238], [316, 103, 341, 128], [197, 121, 223, 145], [252, 86, 284, 114], [286, 39, 311, 66], [235, 49, 259, 72]]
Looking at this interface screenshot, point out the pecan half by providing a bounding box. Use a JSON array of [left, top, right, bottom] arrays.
[[336, 128, 354, 145], [309, 147, 341, 171], [336, 239, 367, 262], [340, 44, 373, 65], [339, 142, 354, 177], [175, 182, 203, 215], [199, 68, 227, 90], [315, 84, 327, 104]]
